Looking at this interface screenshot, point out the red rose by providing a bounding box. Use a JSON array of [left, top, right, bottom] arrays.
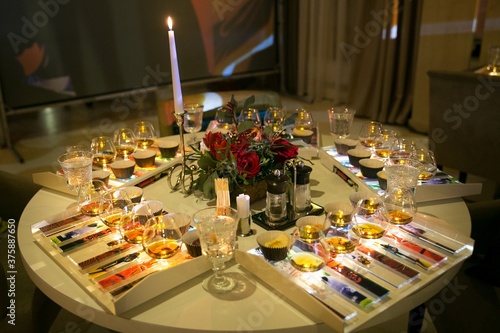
[[272, 138, 298, 164], [235, 151, 261, 179], [203, 131, 228, 161]]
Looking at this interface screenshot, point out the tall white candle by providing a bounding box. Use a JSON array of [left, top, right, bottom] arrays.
[[167, 16, 184, 115]]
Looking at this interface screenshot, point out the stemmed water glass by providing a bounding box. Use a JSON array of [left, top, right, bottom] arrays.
[[263, 106, 285, 133], [58, 151, 94, 214], [113, 128, 137, 159], [183, 103, 204, 146], [134, 121, 156, 149], [192, 207, 240, 294]]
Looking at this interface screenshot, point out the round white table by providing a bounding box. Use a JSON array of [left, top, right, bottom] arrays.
[[18, 147, 472, 332]]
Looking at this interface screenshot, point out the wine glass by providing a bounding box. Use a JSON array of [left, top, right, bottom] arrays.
[[210, 107, 236, 133], [389, 138, 416, 161], [324, 202, 357, 256], [58, 151, 94, 213], [142, 214, 184, 262], [263, 106, 285, 133], [359, 121, 383, 151], [65, 145, 88, 153], [292, 108, 314, 143], [90, 136, 117, 169], [374, 129, 398, 159], [382, 187, 417, 226], [183, 103, 204, 146], [414, 148, 438, 180], [350, 196, 388, 241], [192, 207, 239, 294], [120, 202, 154, 244], [237, 107, 261, 126], [134, 121, 156, 148], [327, 106, 356, 139], [113, 128, 137, 159], [99, 188, 133, 227], [78, 180, 109, 216]]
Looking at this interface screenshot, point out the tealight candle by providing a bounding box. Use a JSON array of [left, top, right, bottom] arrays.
[[166, 16, 183, 115]]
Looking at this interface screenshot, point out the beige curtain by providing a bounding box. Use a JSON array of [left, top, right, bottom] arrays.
[[288, 0, 422, 125]]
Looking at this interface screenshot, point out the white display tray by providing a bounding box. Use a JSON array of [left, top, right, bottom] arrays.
[[236, 211, 474, 332], [319, 146, 482, 203], [31, 207, 211, 315], [33, 153, 181, 195]]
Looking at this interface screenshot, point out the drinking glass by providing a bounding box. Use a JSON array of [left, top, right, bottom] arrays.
[[486, 45, 500, 76], [327, 107, 356, 139], [384, 158, 422, 192], [374, 129, 398, 159], [65, 145, 88, 153], [120, 202, 154, 244], [134, 121, 156, 148], [292, 224, 330, 265], [183, 103, 204, 146], [263, 106, 285, 133], [389, 138, 416, 161], [358, 121, 383, 150], [142, 214, 183, 261], [78, 180, 109, 216], [350, 196, 387, 241], [192, 207, 239, 294], [292, 108, 314, 143], [212, 107, 236, 133], [58, 151, 94, 212], [237, 107, 261, 126], [90, 136, 117, 168], [99, 188, 133, 227], [113, 128, 137, 158], [414, 148, 438, 180], [382, 188, 417, 226]]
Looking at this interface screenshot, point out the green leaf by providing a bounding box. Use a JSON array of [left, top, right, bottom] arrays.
[[242, 95, 255, 109], [202, 172, 218, 199], [197, 154, 216, 171], [237, 120, 256, 133]]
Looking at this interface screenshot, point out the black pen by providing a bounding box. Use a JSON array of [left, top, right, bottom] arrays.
[[88, 252, 141, 278], [400, 224, 457, 254], [377, 243, 431, 270]]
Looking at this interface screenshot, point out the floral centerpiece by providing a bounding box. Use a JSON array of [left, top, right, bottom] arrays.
[[189, 95, 299, 202]]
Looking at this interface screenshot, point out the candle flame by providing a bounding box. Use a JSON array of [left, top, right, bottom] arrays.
[[167, 16, 173, 30]]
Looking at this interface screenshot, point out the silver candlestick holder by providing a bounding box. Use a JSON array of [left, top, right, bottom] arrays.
[[166, 111, 197, 194]]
